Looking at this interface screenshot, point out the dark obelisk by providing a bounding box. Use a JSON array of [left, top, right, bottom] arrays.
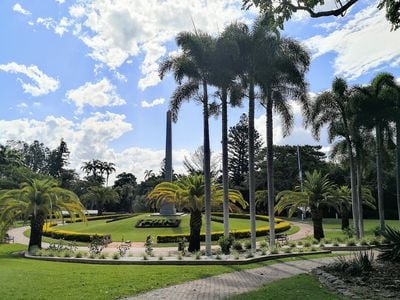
[[160, 110, 176, 215]]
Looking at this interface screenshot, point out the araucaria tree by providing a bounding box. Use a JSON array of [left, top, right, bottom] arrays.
[[276, 170, 337, 240], [147, 175, 246, 252], [159, 31, 215, 255], [0, 178, 86, 250]]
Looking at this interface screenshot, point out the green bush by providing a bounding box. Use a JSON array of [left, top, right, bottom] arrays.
[[43, 226, 111, 243], [377, 226, 400, 262], [232, 240, 243, 251], [244, 240, 252, 250], [135, 218, 181, 228], [346, 238, 357, 246], [218, 235, 234, 254]]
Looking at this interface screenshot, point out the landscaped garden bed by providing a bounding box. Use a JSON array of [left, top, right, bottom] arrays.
[[135, 218, 181, 228]]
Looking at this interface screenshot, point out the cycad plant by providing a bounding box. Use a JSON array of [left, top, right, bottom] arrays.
[[0, 178, 86, 250], [378, 226, 400, 262], [276, 170, 338, 240], [147, 175, 246, 252]]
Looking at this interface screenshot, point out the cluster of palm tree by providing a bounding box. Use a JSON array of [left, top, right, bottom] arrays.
[[307, 73, 400, 238], [159, 18, 310, 254], [81, 159, 116, 186]]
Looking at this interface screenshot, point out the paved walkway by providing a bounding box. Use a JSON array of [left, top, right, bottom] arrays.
[[125, 257, 337, 300], [8, 220, 313, 255]]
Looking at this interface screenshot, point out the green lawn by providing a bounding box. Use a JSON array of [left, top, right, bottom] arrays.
[[0, 244, 340, 300], [230, 274, 344, 300], [56, 214, 276, 242]]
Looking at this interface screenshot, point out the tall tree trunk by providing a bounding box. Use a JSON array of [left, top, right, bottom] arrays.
[[97, 202, 103, 216], [202, 80, 212, 256], [347, 142, 360, 238], [29, 212, 45, 251], [221, 88, 230, 237], [396, 121, 400, 221], [376, 123, 385, 232], [266, 90, 275, 247], [356, 152, 364, 238], [340, 204, 350, 230], [248, 80, 256, 252], [188, 210, 202, 252], [311, 206, 324, 240]]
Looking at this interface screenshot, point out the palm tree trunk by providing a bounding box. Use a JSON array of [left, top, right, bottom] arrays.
[[202, 80, 212, 256], [29, 212, 45, 251], [248, 80, 256, 252], [340, 204, 350, 230], [266, 89, 275, 247], [188, 210, 202, 252], [221, 88, 230, 237], [311, 206, 324, 240], [356, 152, 364, 237], [396, 121, 400, 221], [347, 142, 360, 238], [376, 123, 385, 231]]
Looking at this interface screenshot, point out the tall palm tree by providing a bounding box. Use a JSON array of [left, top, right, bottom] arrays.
[[147, 175, 246, 252], [352, 73, 397, 232], [159, 31, 215, 255], [0, 178, 86, 250], [276, 170, 338, 240], [257, 35, 310, 247], [307, 77, 361, 238], [103, 162, 116, 186], [81, 186, 119, 216], [392, 82, 400, 220], [211, 26, 244, 237]]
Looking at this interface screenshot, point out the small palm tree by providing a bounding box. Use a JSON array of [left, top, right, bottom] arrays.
[[275, 170, 338, 240], [0, 178, 86, 250], [147, 175, 246, 252], [81, 186, 119, 216]]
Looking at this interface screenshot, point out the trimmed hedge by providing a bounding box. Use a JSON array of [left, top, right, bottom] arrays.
[[105, 214, 140, 223], [156, 214, 290, 243], [43, 226, 111, 243], [64, 214, 131, 223], [135, 218, 181, 228]]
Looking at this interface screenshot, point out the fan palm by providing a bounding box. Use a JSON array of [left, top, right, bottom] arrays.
[[351, 72, 397, 231], [276, 170, 338, 240], [0, 178, 86, 250], [81, 186, 119, 216], [159, 31, 215, 255], [147, 175, 246, 252], [307, 77, 361, 238]]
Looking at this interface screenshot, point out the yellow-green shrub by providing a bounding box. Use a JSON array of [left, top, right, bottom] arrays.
[[43, 226, 111, 243]]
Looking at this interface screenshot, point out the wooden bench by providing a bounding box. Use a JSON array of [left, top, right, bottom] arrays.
[[266, 233, 288, 244], [3, 234, 14, 244]]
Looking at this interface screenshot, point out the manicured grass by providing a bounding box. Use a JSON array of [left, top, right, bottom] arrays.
[[56, 214, 276, 242], [230, 274, 344, 300], [0, 244, 340, 300]]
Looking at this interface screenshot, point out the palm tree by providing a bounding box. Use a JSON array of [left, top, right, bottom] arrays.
[[147, 175, 246, 252], [276, 170, 338, 240], [307, 77, 361, 238], [352, 73, 397, 232], [0, 178, 86, 250], [103, 162, 116, 186], [211, 26, 244, 237], [257, 35, 310, 247], [159, 31, 215, 255], [391, 81, 400, 220], [81, 186, 119, 216], [0, 145, 22, 166], [335, 185, 376, 230]]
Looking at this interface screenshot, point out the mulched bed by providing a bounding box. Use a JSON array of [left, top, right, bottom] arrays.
[[321, 261, 400, 299]]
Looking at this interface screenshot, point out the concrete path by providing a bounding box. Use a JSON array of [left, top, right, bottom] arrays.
[[125, 257, 337, 300], [288, 221, 313, 241]]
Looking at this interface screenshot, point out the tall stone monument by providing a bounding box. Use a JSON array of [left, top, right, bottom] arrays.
[[159, 110, 177, 215]]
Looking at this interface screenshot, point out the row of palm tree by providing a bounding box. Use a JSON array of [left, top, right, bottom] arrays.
[[159, 18, 310, 254], [81, 159, 116, 186], [307, 74, 400, 238]]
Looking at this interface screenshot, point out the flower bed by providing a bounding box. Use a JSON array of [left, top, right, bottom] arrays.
[[135, 218, 181, 228]]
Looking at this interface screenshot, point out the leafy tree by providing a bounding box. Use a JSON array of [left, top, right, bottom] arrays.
[[113, 172, 137, 212], [276, 170, 338, 240], [159, 30, 216, 255], [0, 178, 86, 250], [47, 139, 70, 179], [16, 140, 50, 174], [81, 186, 119, 216], [228, 113, 263, 188], [243, 0, 400, 31], [147, 175, 246, 252]]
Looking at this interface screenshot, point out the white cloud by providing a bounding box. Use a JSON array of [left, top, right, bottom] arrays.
[[67, 0, 251, 90], [141, 97, 165, 108], [13, 3, 31, 16], [304, 4, 400, 80], [66, 78, 126, 114], [36, 17, 73, 36], [56, 0, 66, 4], [0, 113, 189, 181], [0, 62, 59, 96]]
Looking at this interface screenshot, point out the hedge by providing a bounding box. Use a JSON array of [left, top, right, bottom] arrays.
[[64, 214, 131, 223], [156, 215, 290, 243], [135, 218, 181, 228], [43, 226, 111, 243]]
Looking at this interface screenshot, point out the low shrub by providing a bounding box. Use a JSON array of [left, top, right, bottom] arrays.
[[135, 218, 181, 228], [377, 226, 400, 262], [244, 240, 252, 250], [195, 252, 201, 260], [289, 242, 297, 248], [218, 235, 234, 255], [284, 248, 292, 253], [99, 253, 108, 259], [245, 250, 254, 258], [75, 251, 84, 258], [43, 226, 111, 243], [64, 214, 133, 223], [346, 238, 357, 246], [370, 237, 381, 246], [304, 241, 311, 247], [112, 253, 120, 260], [360, 238, 369, 246], [259, 241, 268, 248], [328, 251, 374, 276], [232, 240, 243, 251], [270, 247, 279, 254], [343, 226, 355, 238]]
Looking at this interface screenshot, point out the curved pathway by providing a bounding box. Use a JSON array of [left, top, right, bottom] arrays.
[[8, 220, 313, 255], [125, 257, 337, 300]]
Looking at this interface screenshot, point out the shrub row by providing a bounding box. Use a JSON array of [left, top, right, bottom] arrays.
[[156, 218, 290, 243], [64, 214, 131, 223], [43, 227, 111, 243], [211, 212, 285, 223], [136, 218, 181, 228], [105, 213, 140, 223]]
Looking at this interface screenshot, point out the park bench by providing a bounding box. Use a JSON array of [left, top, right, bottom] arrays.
[[3, 234, 14, 244], [266, 233, 288, 244]]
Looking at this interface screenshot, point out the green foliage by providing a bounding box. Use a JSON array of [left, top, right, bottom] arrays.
[[81, 186, 119, 216], [329, 251, 374, 276], [88, 235, 106, 255], [218, 235, 235, 254], [135, 218, 181, 228], [112, 253, 120, 260], [144, 235, 154, 256], [232, 240, 243, 251], [244, 240, 252, 250], [378, 226, 400, 262], [117, 243, 131, 257], [343, 226, 355, 238]]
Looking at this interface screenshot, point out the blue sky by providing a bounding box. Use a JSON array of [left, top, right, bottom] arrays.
[[0, 0, 399, 181]]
